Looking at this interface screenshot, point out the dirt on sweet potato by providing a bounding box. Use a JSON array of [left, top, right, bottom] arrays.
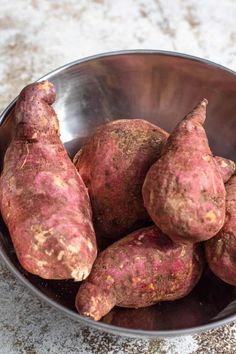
[[0, 81, 97, 281], [74, 119, 168, 241], [142, 99, 226, 243], [75, 225, 204, 321], [205, 175, 236, 285]]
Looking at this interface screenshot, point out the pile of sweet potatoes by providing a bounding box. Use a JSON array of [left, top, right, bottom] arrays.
[[1, 81, 236, 323]]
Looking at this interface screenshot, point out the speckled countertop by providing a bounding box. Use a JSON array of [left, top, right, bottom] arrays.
[[1, 1, 236, 353]]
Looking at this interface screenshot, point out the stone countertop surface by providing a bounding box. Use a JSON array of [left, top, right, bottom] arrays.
[[1, 0, 236, 353]]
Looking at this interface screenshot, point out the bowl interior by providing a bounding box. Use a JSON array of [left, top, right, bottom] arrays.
[[1, 51, 236, 335]]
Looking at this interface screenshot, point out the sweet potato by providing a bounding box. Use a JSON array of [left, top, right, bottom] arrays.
[[205, 175, 236, 285], [0, 81, 97, 280], [104, 268, 236, 329], [214, 156, 235, 183], [142, 99, 226, 243], [74, 119, 168, 240], [75, 225, 203, 321]]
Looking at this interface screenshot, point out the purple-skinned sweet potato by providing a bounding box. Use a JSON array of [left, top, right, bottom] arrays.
[[74, 119, 168, 240], [142, 99, 226, 244], [214, 156, 235, 183], [205, 175, 236, 285], [0, 81, 97, 280], [75, 225, 204, 321]]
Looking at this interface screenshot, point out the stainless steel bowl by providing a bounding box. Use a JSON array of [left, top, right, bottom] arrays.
[[1, 50, 236, 338]]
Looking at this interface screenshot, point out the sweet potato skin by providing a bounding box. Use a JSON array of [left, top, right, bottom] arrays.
[[142, 100, 226, 243], [74, 119, 168, 240], [75, 226, 204, 321], [0, 81, 97, 280], [205, 175, 236, 285], [214, 156, 235, 183]]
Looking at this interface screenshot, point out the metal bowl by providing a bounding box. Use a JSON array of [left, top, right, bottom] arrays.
[[1, 50, 236, 338]]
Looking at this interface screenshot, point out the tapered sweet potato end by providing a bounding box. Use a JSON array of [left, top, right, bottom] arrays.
[[184, 98, 208, 125], [76, 282, 116, 321], [17, 80, 56, 106], [215, 156, 236, 183], [15, 80, 59, 137]]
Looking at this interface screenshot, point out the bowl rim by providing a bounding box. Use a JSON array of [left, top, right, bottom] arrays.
[[1, 49, 236, 338]]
